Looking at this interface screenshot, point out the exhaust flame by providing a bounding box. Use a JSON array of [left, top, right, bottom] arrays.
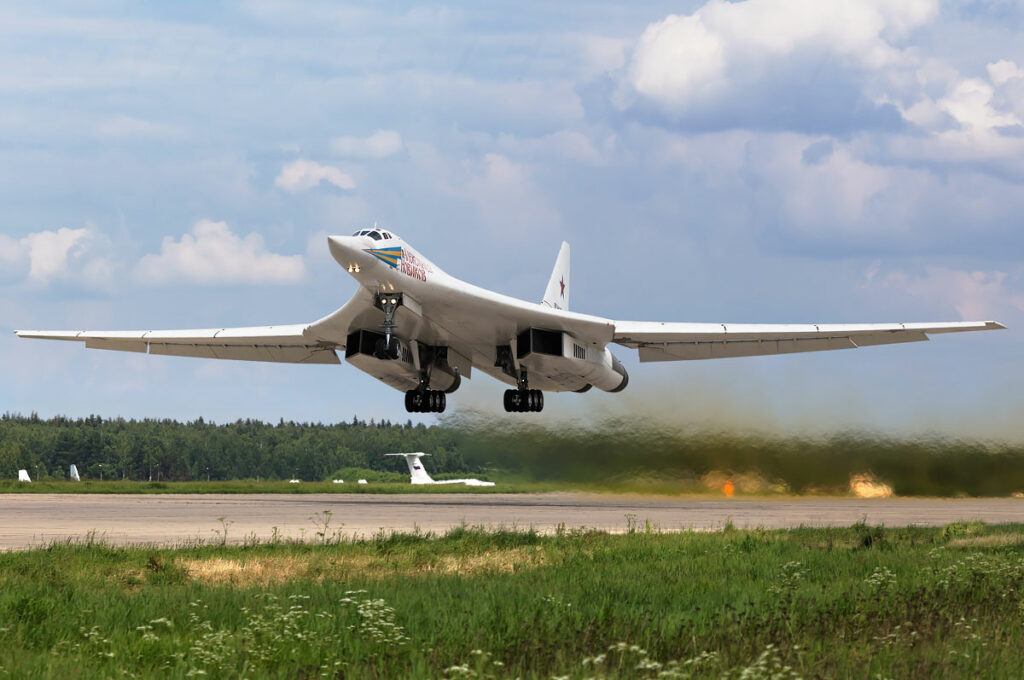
[[849, 473, 894, 498]]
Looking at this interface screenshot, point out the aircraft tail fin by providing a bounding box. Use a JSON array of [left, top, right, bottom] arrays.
[[541, 241, 570, 311], [70, 464, 81, 482], [18, 469, 30, 483], [385, 453, 434, 484]]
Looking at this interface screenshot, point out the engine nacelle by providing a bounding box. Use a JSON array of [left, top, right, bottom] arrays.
[[514, 328, 628, 393], [345, 330, 462, 393]]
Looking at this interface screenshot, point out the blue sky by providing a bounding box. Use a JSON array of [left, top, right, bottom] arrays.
[[1, 0, 1021, 437]]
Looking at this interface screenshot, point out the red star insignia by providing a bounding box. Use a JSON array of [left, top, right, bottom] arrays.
[[559, 277, 566, 297]]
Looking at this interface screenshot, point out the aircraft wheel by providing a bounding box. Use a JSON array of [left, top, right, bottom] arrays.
[[436, 391, 446, 413], [503, 390, 514, 412], [404, 390, 416, 412], [533, 390, 544, 412], [387, 337, 401, 360]]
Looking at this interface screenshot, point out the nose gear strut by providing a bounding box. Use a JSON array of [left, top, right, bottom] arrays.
[[373, 293, 402, 360]]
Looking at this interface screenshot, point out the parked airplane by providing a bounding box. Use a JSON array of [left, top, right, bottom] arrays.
[[385, 453, 495, 486], [16, 229, 1004, 413]]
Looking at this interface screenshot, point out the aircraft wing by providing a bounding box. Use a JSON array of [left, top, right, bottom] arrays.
[[612, 320, 1006, 362], [14, 325, 341, 364]]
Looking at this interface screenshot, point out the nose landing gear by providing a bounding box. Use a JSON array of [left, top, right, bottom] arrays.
[[373, 293, 402, 360]]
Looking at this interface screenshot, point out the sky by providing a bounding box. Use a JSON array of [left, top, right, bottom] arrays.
[[1, 0, 1022, 438]]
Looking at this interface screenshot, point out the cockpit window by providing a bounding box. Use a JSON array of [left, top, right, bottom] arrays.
[[352, 228, 397, 241]]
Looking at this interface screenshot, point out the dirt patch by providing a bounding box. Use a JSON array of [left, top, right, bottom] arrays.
[[947, 534, 1024, 549], [180, 547, 545, 586]]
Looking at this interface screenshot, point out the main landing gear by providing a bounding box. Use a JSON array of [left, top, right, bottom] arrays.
[[503, 388, 543, 412], [405, 389, 446, 413], [502, 369, 544, 412]]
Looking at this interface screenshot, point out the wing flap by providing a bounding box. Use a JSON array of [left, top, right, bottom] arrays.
[[16, 325, 341, 365], [84, 338, 148, 353], [616, 320, 1002, 362]]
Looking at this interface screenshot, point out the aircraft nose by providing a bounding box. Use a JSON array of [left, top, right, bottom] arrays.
[[327, 235, 362, 264]]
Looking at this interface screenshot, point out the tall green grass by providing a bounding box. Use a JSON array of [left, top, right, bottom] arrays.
[[2, 522, 1024, 678]]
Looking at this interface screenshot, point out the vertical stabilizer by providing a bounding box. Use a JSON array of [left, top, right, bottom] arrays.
[[385, 452, 435, 484], [70, 464, 81, 482], [541, 241, 570, 311], [18, 469, 30, 483]]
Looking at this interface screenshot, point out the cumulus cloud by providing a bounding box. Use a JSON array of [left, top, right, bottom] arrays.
[[330, 130, 404, 158], [135, 220, 306, 285], [274, 159, 355, 192], [618, 0, 937, 131], [883, 266, 1024, 321], [0, 227, 112, 287]]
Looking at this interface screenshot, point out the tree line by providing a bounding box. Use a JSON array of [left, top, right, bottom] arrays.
[[0, 413, 469, 482]]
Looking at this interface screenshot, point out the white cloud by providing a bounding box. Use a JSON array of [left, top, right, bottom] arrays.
[[884, 267, 1024, 321], [135, 220, 306, 285], [0, 227, 112, 287], [274, 159, 355, 192], [22, 228, 90, 283], [988, 59, 1024, 86], [330, 130, 403, 158], [621, 0, 937, 115], [937, 78, 1020, 131]]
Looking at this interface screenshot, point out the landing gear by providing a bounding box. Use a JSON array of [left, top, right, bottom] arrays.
[[503, 389, 544, 412], [405, 389, 446, 413], [373, 293, 402, 360]]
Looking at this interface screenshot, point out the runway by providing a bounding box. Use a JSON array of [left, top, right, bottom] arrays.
[[3, 493, 1024, 550]]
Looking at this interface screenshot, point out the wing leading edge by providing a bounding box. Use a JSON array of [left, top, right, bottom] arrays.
[[14, 325, 341, 364], [611, 320, 1006, 362]]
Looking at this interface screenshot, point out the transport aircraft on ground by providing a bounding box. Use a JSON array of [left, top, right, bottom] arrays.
[[16, 228, 1005, 413], [385, 453, 495, 487]]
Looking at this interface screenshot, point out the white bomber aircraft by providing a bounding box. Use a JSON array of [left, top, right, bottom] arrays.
[[16, 228, 1005, 413]]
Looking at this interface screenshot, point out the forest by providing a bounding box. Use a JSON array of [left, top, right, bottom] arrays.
[[4, 412, 1024, 495], [0, 413, 467, 482]]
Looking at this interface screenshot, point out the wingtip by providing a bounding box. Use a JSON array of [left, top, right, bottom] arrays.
[[987, 321, 1008, 330]]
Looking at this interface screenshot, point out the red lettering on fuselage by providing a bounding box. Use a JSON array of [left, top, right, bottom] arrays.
[[399, 249, 431, 282]]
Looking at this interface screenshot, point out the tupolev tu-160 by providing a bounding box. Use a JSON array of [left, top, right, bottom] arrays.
[[16, 228, 1005, 414]]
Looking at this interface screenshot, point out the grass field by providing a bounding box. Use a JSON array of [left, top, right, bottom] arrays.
[[2, 522, 1024, 678]]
